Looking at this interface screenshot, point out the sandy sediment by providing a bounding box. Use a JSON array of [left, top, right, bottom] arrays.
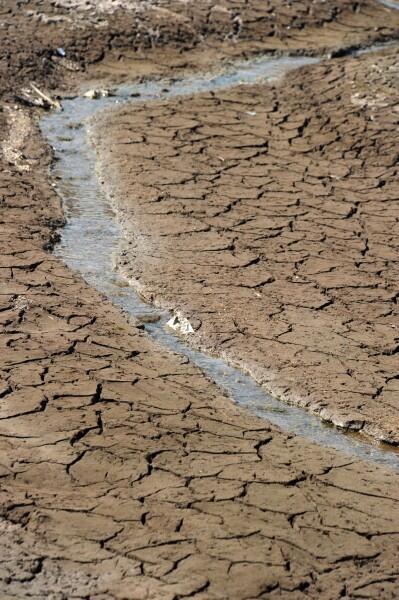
[[92, 47, 399, 445], [0, 1, 399, 597]]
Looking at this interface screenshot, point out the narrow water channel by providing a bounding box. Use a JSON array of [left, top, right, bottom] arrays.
[[379, 0, 399, 9], [40, 51, 399, 470]]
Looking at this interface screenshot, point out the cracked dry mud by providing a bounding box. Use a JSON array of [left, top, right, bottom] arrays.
[[2, 0, 399, 97], [1, 164, 399, 598], [93, 46, 399, 446], [1, 1, 399, 599]]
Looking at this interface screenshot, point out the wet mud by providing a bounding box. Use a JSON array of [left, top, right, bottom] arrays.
[[0, 1, 399, 598]]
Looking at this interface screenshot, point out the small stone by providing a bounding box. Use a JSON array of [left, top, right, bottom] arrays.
[[166, 313, 194, 335], [83, 89, 111, 100]]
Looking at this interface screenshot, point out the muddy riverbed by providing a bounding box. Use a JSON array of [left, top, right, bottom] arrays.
[[0, 1, 399, 598], [91, 44, 399, 446], [41, 49, 399, 468]]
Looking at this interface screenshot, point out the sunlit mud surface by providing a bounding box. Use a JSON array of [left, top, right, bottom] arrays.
[[41, 53, 399, 469]]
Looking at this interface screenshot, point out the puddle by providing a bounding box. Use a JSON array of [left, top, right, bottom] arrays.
[[40, 51, 399, 470]]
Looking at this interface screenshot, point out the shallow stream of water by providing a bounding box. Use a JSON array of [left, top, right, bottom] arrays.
[[40, 51, 399, 470], [379, 0, 399, 9]]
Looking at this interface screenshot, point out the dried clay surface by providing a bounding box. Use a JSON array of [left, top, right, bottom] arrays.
[[93, 48, 399, 445], [1, 125, 399, 598], [2, 0, 399, 97], [0, 1, 399, 598]]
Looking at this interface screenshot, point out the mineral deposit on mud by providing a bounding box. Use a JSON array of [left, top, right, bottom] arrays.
[[0, 1, 399, 598]]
